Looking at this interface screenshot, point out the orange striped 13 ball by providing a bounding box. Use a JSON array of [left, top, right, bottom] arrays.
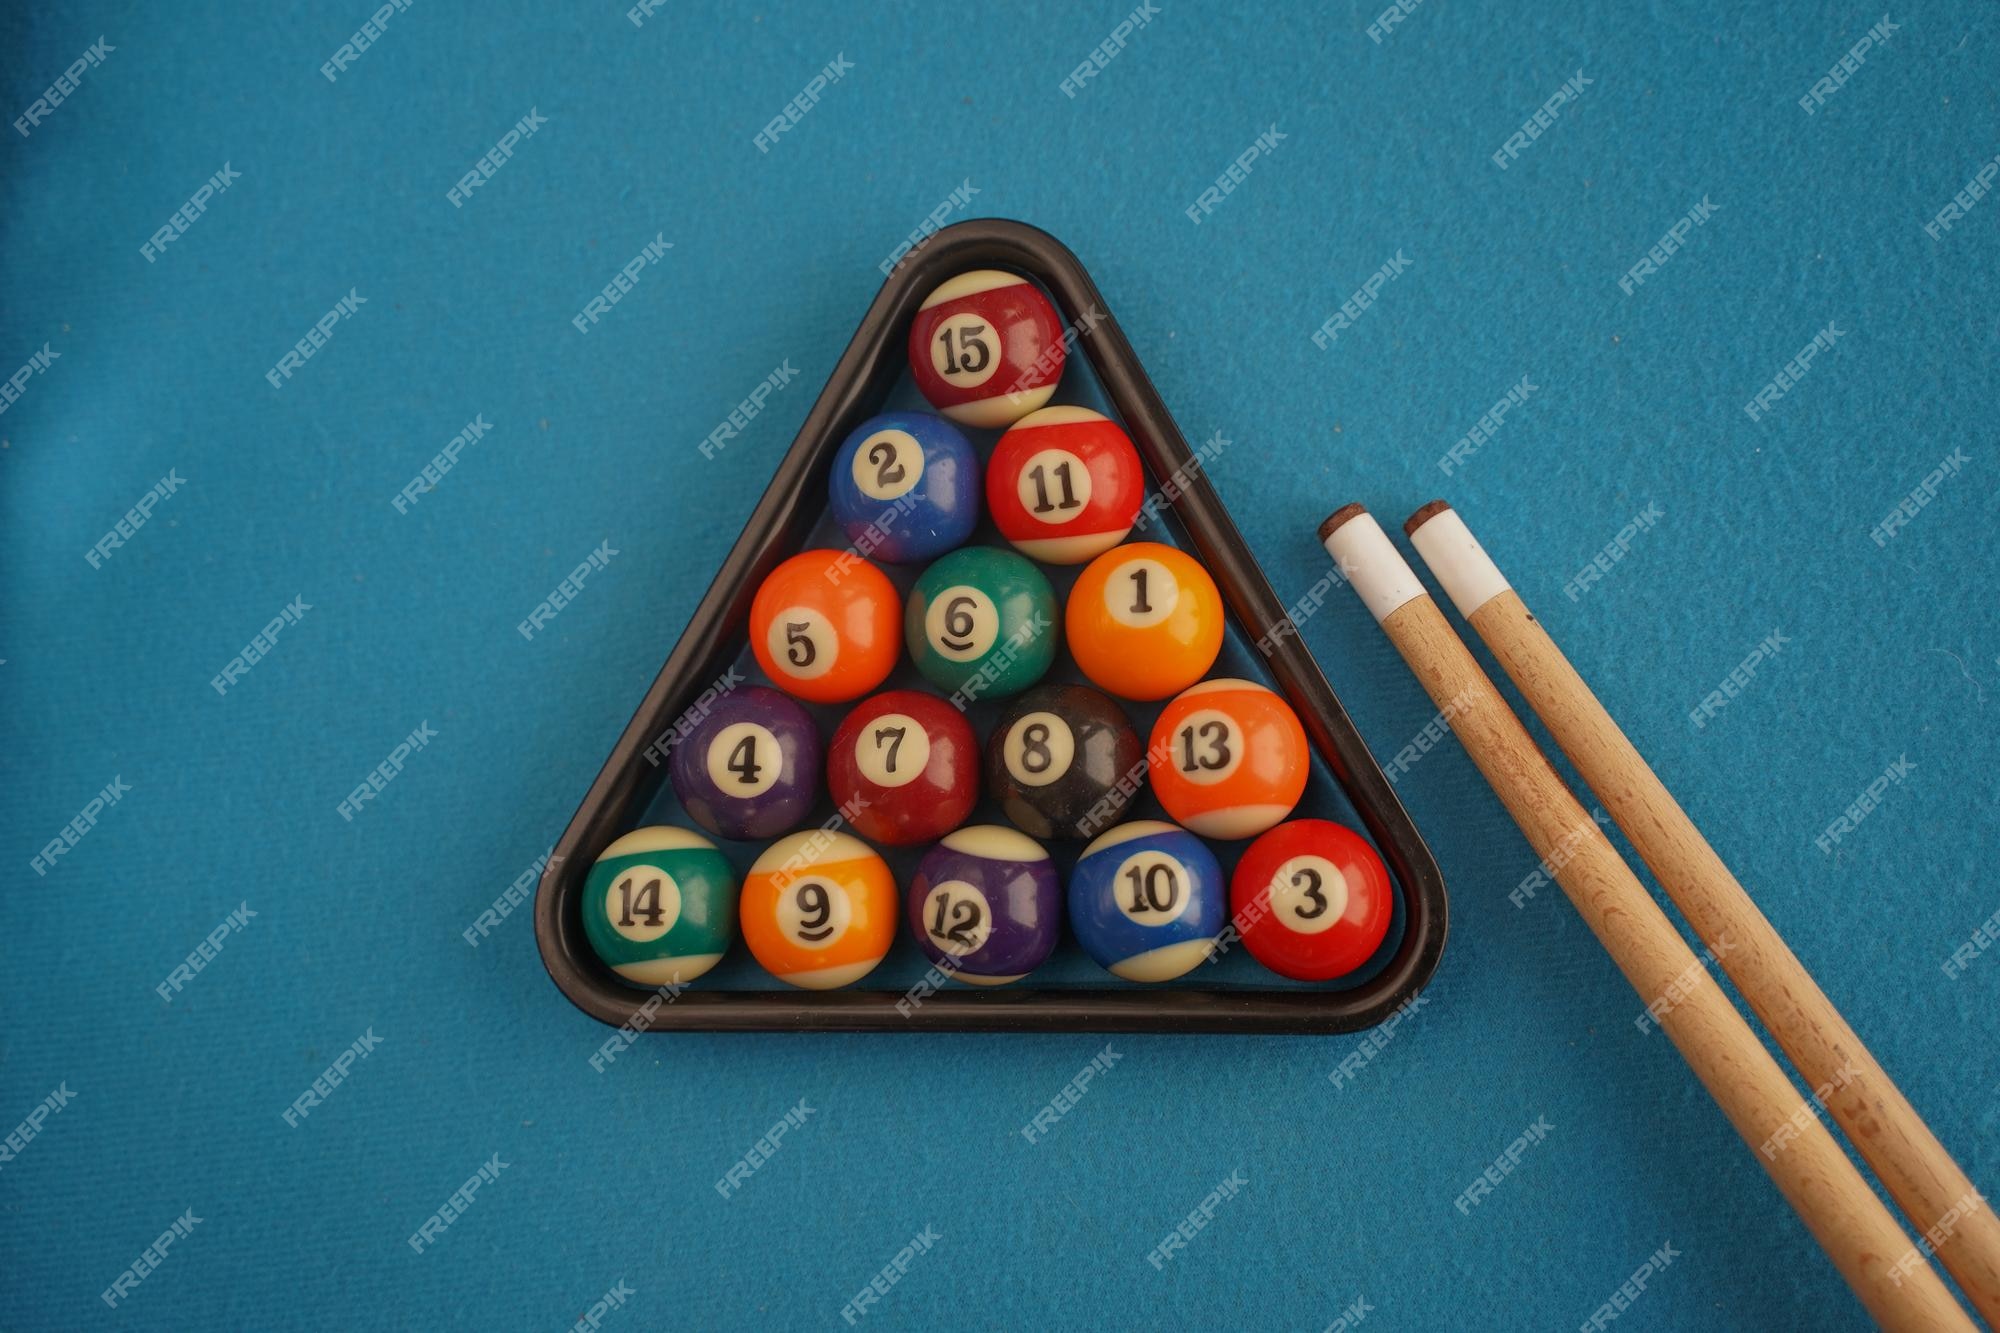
[[1147, 678, 1310, 838]]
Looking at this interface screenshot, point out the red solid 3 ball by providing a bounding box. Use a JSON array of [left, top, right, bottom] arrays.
[[986, 406, 1145, 564], [827, 690, 979, 845], [1229, 819, 1394, 982], [907, 271, 1065, 428]]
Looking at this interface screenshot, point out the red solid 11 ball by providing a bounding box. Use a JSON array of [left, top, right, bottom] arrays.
[[986, 406, 1145, 564], [827, 690, 979, 845], [1229, 819, 1393, 982]]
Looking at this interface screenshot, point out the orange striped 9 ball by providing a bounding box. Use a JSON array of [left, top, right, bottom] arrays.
[[738, 830, 899, 989]]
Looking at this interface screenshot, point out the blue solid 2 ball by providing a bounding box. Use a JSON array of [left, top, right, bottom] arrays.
[[829, 411, 980, 563]]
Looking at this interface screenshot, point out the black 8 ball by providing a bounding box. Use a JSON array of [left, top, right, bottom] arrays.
[[985, 683, 1144, 840]]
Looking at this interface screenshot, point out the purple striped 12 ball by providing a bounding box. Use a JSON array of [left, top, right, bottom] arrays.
[[905, 825, 1061, 985], [669, 686, 822, 840]]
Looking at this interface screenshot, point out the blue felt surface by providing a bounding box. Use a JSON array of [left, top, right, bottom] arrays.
[[5, 2, 1998, 1329]]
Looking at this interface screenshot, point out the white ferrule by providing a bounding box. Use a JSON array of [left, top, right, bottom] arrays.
[[1323, 512, 1426, 624], [1408, 508, 1511, 619]]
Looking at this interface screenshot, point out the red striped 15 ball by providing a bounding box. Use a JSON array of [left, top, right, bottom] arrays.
[[826, 690, 979, 846], [986, 406, 1145, 564], [1147, 678, 1310, 839], [1230, 819, 1394, 982], [907, 271, 1066, 428]]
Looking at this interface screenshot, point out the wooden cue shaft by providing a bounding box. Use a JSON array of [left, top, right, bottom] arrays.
[[1321, 506, 1975, 1332], [1405, 499, 2000, 1325]]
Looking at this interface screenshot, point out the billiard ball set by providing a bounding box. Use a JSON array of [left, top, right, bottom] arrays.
[[590, 286, 1388, 989], [536, 219, 1449, 1034]]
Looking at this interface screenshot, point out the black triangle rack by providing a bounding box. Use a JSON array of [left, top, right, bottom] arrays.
[[534, 217, 1448, 1033]]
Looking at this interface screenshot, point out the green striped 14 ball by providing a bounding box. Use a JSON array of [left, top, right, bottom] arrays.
[[582, 827, 737, 985]]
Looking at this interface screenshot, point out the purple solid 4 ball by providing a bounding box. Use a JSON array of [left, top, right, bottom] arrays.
[[669, 686, 822, 841], [906, 825, 1061, 985]]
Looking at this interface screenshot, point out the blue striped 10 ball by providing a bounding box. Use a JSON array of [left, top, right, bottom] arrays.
[[1067, 820, 1226, 982]]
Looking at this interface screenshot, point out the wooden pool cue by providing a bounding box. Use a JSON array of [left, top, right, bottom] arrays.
[[1403, 499, 2000, 1325], [1318, 505, 1975, 1332]]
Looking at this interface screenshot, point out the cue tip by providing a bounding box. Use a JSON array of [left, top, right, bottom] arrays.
[[1318, 504, 1368, 542], [1404, 502, 1512, 619], [1404, 499, 1453, 537]]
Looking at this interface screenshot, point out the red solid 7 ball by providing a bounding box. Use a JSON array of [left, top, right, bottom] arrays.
[[827, 690, 979, 845]]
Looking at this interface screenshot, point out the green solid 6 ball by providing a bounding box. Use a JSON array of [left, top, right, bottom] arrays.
[[905, 546, 1059, 702]]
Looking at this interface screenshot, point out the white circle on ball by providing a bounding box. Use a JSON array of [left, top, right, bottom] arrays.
[[1003, 712, 1075, 788], [1114, 850, 1194, 927], [1104, 557, 1179, 628], [1015, 448, 1093, 525], [925, 586, 999, 662], [851, 429, 925, 502], [1267, 855, 1348, 935], [920, 879, 994, 956], [604, 865, 682, 943], [1167, 709, 1245, 786], [766, 607, 837, 680], [929, 311, 1003, 389], [855, 713, 931, 788], [777, 876, 852, 951], [705, 722, 782, 797]]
